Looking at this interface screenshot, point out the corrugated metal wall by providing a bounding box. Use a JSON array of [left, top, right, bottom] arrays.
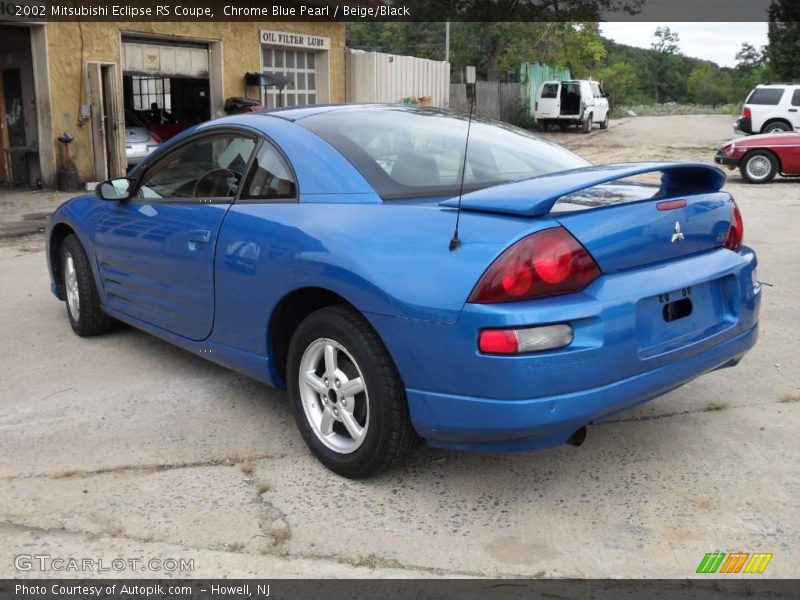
[[346, 50, 450, 107], [519, 63, 572, 119]]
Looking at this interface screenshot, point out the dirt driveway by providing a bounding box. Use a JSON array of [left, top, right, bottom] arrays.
[[0, 115, 798, 579]]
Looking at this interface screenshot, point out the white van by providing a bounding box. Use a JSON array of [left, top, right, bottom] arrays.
[[535, 80, 610, 133]]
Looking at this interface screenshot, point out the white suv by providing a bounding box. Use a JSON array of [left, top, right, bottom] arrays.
[[735, 84, 800, 135], [535, 80, 610, 134]]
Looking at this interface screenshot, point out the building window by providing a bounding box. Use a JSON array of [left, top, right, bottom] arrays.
[[130, 76, 172, 111], [261, 48, 317, 108]]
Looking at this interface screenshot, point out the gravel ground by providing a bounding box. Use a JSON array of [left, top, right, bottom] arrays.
[[0, 114, 797, 579]]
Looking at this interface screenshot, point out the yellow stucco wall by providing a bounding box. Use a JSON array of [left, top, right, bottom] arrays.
[[45, 21, 345, 181]]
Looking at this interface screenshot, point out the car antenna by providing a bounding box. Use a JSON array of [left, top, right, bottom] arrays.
[[449, 67, 477, 252]]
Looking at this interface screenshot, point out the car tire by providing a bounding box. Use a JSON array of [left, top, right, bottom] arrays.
[[287, 305, 417, 478], [61, 234, 113, 336], [739, 149, 778, 184], [582, 114, 592, 134], [762, 121, 791, 134], [600, 113, 609, 130]]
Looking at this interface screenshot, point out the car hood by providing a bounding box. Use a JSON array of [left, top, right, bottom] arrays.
[[724, 132, 800, 147]]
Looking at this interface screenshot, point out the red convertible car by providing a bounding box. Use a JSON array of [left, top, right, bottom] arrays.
[[715, 132, 800, 183]]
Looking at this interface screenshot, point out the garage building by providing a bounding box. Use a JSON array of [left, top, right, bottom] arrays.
[[0, 19, 345, 188]]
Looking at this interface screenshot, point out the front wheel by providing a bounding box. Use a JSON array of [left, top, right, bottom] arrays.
[[287, 305, 417, 478], [582, 114, 593, 134], [61, 234, 112, 336], [599, 113, 609, 130], [739, 150, 778, 183]]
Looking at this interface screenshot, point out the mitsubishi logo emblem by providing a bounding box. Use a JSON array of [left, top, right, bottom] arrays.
[[671, 221, 685, 243]]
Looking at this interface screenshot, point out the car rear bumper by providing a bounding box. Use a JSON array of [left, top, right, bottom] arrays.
[[368, 247, 760, 451], [406, 323, 757, 451], [734, 117, 753, 135]]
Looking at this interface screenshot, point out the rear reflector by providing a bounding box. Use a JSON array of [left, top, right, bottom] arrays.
[[478, 324, 574, 355], [656, 199, 687, 211]]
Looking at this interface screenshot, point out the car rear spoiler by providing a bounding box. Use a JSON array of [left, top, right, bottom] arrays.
[[438, 162, 726, 218]]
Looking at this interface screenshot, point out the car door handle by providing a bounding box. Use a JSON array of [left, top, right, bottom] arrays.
[[789, 109, 798, 112], [188, 230, 211, 243]]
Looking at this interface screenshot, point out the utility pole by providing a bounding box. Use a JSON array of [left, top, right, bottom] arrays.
[[445, 21, 450, 63]]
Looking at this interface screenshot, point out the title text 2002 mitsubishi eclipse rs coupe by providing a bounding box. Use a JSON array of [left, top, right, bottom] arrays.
[[46, 105, 760, 478]]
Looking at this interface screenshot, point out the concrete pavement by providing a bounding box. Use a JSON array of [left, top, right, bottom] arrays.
[[0, 115, 798, 579]]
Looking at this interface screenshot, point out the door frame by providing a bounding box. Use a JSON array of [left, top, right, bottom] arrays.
[[86, 61, 124, 182]]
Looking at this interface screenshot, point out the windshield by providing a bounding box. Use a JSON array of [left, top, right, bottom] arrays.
[[299, 107, 590, 200]]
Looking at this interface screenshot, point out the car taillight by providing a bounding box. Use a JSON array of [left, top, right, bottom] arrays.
[[723, 201, 744, 251], [743, 107, 751, 119], [468, 227, 601, 303], [150, 133, 163, 144], [478, 324, 574, 355]]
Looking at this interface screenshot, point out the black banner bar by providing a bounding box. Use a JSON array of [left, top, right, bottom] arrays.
[[0, 0, 782, 22], [2, 580, 800, 600]]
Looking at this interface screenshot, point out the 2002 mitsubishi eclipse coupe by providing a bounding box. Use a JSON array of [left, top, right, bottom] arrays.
[[46, 105, 761, 478]]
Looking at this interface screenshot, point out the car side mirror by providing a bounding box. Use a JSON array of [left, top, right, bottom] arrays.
[[96, 178, 132, 201]]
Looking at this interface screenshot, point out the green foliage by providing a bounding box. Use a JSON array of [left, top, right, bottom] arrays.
[[767, 1, 800, 82], [687, 65, 733, 107], [597, 61, 641, 106]]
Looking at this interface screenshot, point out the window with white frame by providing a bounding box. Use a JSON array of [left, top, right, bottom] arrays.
[[261, 47, 317, 108], [130, 76, 172, 111]]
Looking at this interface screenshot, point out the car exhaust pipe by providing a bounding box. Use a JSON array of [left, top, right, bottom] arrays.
[[566, 426, 587, 447]]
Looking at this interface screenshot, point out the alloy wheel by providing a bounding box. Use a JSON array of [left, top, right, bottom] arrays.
[[64, 252, 81, 321], [298, 338, 370, 454]]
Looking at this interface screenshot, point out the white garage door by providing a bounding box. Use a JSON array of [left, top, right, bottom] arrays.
[[122, 41, 209, 78], [262, 48, 317, 108]]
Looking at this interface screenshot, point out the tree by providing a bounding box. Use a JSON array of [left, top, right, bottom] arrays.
[[651, 26, 680, 54], [687, 64, 733, 107], [735, 42, 766, 73], [767, 0, 800, 81], [597, 61, 640, 107], [648, 27, 682, 103]]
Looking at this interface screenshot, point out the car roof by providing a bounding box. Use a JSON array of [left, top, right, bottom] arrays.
[[255, 103, 398, 122]]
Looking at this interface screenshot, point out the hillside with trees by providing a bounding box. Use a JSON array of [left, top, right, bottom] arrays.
[[346, 22, 773, 109]]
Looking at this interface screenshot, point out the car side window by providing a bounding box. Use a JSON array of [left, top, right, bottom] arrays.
[[136, 134, 257, 201], [590, 82, 603, 98], [792, 89, 800, 107], [241, 141, 297, 201]]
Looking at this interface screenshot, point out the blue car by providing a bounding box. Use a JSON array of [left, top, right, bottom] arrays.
[[46, 105, 760, 478]]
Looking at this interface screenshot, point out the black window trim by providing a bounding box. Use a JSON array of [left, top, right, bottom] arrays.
[[235, 134, 300, 205], [129, 125, 261, 205]]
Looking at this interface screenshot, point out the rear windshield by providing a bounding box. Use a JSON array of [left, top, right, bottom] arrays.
[[747, 88, 785, 105], [540, 83, 559, 98], [299, 107, 589, 200]]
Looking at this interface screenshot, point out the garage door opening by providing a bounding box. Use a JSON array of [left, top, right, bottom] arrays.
[[122, 39, 212, 167], [0, 25, 40, 188]]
